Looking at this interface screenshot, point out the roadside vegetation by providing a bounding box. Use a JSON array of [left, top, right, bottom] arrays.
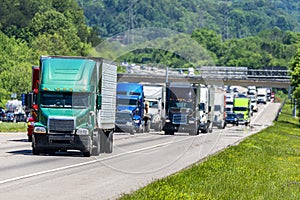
[[120, 102, 300, 199], [0, 122, 27, 132]]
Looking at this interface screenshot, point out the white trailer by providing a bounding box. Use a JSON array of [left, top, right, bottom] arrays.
[[199, 85, 214, 133], [225, 94, 234, 113], [144, 85, 165, 131], [213, 92, 226, 129]]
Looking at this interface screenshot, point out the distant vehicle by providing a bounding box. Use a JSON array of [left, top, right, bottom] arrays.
[[115, 111, 135, 134], [116, 83, 151, 133], [225, 94, 234, 113], [5, 112, 15, 122], [233, 97, 251, 126], [257, 88, 268, 104], [163, 83, 214, 135], [188, 67, 195, 76], [15, 113, 27, 122], [237, 93, 247, 98], [143, 85, 165, 131], [266, 88, 272, 101], [271, 92, 275, 101], [250, 98, 258, 112], [213, 92, 226, 129], [225, 113, 239, 126]]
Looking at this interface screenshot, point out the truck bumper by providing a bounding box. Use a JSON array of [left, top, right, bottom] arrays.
[[32, 134, 91, 153], [163, 122, 196, 133]]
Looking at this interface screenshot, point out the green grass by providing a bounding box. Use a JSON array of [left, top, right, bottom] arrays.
[[120, 102, 300, 200], [0, 122, 27, 132]]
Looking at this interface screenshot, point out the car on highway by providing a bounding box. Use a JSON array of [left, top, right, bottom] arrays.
[[225, 112, 239, 126], [115, 111, 135, 134], [3, 112, 15, 122]]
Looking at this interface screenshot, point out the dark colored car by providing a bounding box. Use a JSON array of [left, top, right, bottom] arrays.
[[4, 112, 15, 122], [115, 111, 135, 134], [225, 113, 239, 126]]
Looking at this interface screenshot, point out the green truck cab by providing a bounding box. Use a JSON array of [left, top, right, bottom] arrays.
[[233, 97, 251, 126], [32, 56, 117, 157]]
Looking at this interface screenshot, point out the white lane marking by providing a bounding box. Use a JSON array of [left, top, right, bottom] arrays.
[[0, 136, 192, 185], [251, 102, 269, 124]]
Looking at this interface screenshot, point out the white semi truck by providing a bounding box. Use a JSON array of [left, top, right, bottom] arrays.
[[257, 88, 268, 104], [144, 85, 165, 131], [199, 85, 214, 133]]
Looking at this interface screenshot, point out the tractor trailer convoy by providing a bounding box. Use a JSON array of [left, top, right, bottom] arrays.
[[32, 56, 117, 156]]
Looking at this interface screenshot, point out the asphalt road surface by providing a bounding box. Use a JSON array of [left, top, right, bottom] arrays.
[[0, 102, 281, 200]]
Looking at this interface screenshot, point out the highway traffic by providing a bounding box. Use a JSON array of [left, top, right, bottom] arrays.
[[0, 101, 280, 200]]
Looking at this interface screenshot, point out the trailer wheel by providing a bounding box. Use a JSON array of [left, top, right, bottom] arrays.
[[100, 130, 113, 153]]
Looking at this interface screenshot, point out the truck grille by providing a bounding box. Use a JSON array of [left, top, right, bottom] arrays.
[[49, 118, 75, 133], [172, 114, 188, 124]]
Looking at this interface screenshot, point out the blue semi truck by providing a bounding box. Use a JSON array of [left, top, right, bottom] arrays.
[[116, 83, 151, 133]]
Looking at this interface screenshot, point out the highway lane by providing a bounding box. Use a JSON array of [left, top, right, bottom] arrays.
[[0, 102, 280, 200]]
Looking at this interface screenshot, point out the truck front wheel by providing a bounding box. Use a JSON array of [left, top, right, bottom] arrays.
[[92, 130, 100, 156], [32, 147, 40, 155]]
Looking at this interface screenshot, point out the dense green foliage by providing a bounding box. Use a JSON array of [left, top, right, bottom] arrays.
[[290, 48, 300, 115], [120, 103, 300, 199], [79, 0, 300, 39]]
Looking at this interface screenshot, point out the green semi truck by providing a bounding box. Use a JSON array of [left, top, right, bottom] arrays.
[[32, 56, 117, 157], [233, 97, 251, 126]]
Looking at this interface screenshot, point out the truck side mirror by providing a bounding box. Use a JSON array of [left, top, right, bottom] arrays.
[[97, 94, 102, 109]]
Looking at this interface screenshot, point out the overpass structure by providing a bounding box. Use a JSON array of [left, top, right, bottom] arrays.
[[117, 66, 291, 88]]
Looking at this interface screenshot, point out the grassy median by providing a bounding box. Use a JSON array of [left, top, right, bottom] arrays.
[[120, 102, 300, 200], [0, 122, 27, 132]]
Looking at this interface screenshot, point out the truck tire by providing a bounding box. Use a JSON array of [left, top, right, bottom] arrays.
[[83, 151, 91, 157], [164, 130, 174, 135], [100, 130, 113, 153], [83, 139, 93, 157], [32, 147, 40, 155], [189, 123, 199, 135], [92, 130, 100, 156]]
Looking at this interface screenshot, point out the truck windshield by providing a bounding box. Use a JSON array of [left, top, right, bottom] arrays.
[[170, 101, 193, 109], [40, 92, 89, 108], [117, 99, 138, 106], [233, 107, 247, 111], [148, 101, 158, 108]]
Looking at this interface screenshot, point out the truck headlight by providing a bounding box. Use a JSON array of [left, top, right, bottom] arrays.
[[165, 119, 171, 123], [77, 128, 89, 135], [126, 122, 133, 126], [34, 126, 46, 134], [189, 119, 195, 123], [134, 120, 140, 124]]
